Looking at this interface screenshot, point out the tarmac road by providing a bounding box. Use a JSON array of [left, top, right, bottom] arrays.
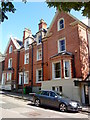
[[0, 93, 89, 119]]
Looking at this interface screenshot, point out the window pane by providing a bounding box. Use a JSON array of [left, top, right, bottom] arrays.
[[37, 49, 42, 60], [54, 62, 61, 78], [38, 70, 42, 81], [55, 63, 60, 70], [52, 87, 55, 91], [59, 86, 62, 92], [55, 70, 60, 78], [26, 41, 29, 48], [25, 53, 29, 64], [60, 20, 63, 24], [38, 35, 42, 43], [59, 19, 64, 29], [64, 61, 70, 78], [59, 40, 65, 52]]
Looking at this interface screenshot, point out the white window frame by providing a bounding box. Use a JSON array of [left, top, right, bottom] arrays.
[[24, 53, 29, 64], [63, 60, 71, 79], [37, 48, 42, 61], [24, 71, 29, 84], [38, 35, 42, 45], [19, 71, 29, 85], [7, 73, 12, 81], [52, 61, 61, 80], [8, 58, 12, 68], [57, 18, 65, 31], [36, 69, 42, 83], [58, 38, 66, 53], [19, 72, 23, 85], [2, 73, 6, 85], [9, 45, 13, 53], [24, 39, 29, 50]]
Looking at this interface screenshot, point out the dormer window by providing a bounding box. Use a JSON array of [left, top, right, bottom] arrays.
[[9, 45, 13, 53], [26, 40, 29, 48], [25, 39, 29, 50], [38, 35, 42, 44], [58, 18, 64, 31]]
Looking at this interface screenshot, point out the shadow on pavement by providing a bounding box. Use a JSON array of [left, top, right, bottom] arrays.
[[27, 103, 78, 114]]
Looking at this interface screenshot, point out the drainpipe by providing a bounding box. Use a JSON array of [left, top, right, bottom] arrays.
[[41, 31, 44, 81], [72, 55, 76, 78], [31, 43, 33, 92], [16, 50, 20, 92], [42, 40, 44, 81]]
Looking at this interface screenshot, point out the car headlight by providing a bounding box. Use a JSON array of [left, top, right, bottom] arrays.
[[69, 102, 77, 107]]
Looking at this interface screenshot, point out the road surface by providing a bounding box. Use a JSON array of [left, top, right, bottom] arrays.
[[0, 92, 89, 119]]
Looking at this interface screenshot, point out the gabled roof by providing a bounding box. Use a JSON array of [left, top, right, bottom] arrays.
[[47, 10, 90, 36], [0, 52, 5, 62], [4, 36, 23, 54]]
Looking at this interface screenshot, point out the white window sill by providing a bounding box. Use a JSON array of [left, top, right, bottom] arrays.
[[37, 43, 42, 45], [25, 48, 29, 51], [24, 63, 29, 65], [58, 27, 65, 31], [52, 78, 61, 80], [24, 83, 29, 84], [64, 77, 71, 79], [36, 81, 42, 83], [58, 50, 66, 53], [37, 59, 42, 61]]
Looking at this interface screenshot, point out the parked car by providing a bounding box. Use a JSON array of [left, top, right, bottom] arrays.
[[30, 90, 82, 112]]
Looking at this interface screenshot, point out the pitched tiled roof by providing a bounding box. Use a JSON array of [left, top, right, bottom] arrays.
[[11, 37, 23, 49], [4, 37, 23, 54]]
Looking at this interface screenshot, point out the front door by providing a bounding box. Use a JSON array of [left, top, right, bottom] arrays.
[[84, 85, 89, 105]]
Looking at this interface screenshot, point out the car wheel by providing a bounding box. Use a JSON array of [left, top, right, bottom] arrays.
[[59, 103, 67, 112], [35, 99, 40, 107]]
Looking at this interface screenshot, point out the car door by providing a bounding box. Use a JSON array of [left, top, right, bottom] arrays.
[[40, 91, 50, 105], [49, 91, 59, 108]]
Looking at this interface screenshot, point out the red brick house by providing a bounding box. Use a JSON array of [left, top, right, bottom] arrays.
[[2, 11, 90, 104], [1, 37, 23, 90]]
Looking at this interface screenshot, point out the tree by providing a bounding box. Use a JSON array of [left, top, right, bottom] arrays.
[[0, 1, 90, 23], [0, 0, 26, 23], [46, 1, 90, 18], [0, 1, 16, 23]]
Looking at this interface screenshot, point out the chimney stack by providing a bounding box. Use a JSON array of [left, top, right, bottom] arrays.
[[23, 28, 32, 43], [38, 19, 47, 31]]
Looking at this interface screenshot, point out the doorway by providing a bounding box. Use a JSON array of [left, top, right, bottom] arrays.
[[84, 85, 89, 105]]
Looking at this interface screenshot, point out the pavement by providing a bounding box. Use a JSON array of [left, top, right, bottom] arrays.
[[0, 90, 90, 113]]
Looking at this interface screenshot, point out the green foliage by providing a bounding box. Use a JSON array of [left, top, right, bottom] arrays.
[[0, 0, 27, 23], [0, 1, 90, 23], [47, 2, 90, 18], [0, 1, 16, 22]]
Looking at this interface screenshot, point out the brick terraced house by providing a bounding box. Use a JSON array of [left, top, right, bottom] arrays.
[[1, 11, 90, 105]]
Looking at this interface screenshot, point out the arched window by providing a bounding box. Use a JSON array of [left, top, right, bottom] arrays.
[[58, 18, 64, 31], [9, 45, 13, 53]]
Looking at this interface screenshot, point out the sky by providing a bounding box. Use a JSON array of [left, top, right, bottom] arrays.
[[0, 2, 88, 54]]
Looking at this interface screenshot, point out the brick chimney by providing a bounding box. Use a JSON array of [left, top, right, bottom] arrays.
[[23, 28, 32, 43], [38, 19, 47, 31]]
